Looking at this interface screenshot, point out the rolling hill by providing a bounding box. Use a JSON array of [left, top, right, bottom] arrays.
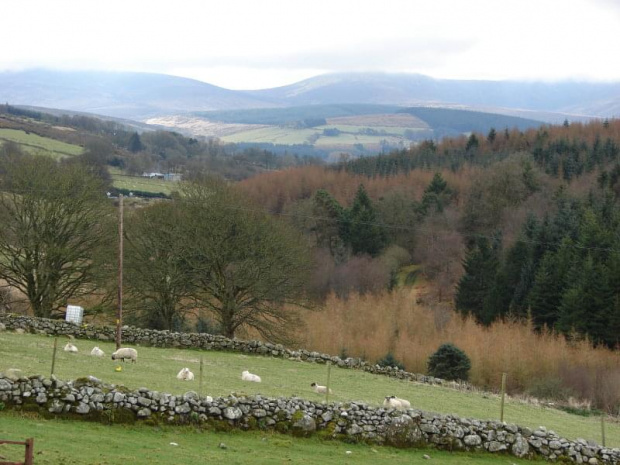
[[0, 69, 278, 119], [246, 73, 620, 119], [1, 70, 619, 123]]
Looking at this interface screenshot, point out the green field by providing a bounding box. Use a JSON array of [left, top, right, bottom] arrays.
[[109, 168, 176, 195], [0, 411, 537, 465], [0, 128, 84, 159], [221, 125, 412, 148], [1, 332, 618, 447], [221, 126, 318, 144]]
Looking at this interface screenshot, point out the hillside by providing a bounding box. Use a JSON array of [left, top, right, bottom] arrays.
[[0, 69, 278, 119], [1, 70, 618, 123], [183, 105, 544, 154], [247, 73, 620, 118], [2, 331, 618, 447]]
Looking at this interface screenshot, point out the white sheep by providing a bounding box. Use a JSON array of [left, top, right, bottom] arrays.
[[383, 395, 411, 410], [241, 370, 261, 383], [111, 347, 138, 363], [90, 346, 105, 357], [176, 367, 195, 381], [310, 382, 332, 394], [64, 342, 78, 353]]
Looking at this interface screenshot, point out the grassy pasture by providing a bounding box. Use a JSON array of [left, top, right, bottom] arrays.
[[221, 125, 414, 147], [109, 168, 176, 195], [0, 128, 84, 159], [1, 332, 618, 447], [325, 113, 430, 128], [0, 411, 536, 465], [221, 127, 318, 144]]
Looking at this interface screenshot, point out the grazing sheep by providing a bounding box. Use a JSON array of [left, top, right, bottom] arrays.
[[176, 367, 195, 381], [241, 370, 261, 383], [64, 342, 78, 353], [90, 346, 105, 357], [310, 382, 332, 394], [383, 395, 411, 410], [111, 347, 138, 363]]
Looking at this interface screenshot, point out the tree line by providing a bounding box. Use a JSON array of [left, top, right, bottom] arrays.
[[0, 148, 309, 343]]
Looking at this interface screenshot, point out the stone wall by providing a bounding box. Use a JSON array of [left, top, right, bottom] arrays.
[[0, 314, 449, 387], [0, 373, 617, 464]]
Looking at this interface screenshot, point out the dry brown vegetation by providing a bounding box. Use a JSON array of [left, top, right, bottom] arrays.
[[299, 288, 620, 410]]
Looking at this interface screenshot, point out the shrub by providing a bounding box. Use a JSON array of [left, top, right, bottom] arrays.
[[525, 376, 575, 402], [427, 343, 471, 381], [377, 352, 405, 370]]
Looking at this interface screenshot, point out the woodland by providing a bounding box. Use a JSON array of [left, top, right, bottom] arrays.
[[2, 108, 620, 409]]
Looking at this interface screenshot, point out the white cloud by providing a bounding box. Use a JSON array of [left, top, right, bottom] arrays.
[[1, 0, 619, 88]]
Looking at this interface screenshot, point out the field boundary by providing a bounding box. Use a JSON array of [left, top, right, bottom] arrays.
[[1, 373, 616, 463], [0, 314, 453, 388]]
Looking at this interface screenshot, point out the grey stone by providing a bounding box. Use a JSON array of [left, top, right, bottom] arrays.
[[76, 402, 90, 414], [292, 414, 316, 436], [175, 403, 191, 414], [488, 441, 507, 452], [512, 435, 530, 458], [464, 435, 482, 446], [223, 407, 243, 420], [137, 408, 151, 418]]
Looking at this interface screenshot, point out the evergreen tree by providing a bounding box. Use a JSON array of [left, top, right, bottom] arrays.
[[418, 172, 452, 216], [343, 184, 388, 257], [557, 256, 614, 347], [312, 189, 347, 261], [128, 132, 143, 153], [455, 236, 500, 323]]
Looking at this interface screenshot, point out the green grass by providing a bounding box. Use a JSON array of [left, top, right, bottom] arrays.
[[1, 332, 618, 447], [221, 127, 318, 144], [0, 411, 538, 465], [0, 128, 84, 159], [221, 126, 409, 147], [109, 168, 176, 195]]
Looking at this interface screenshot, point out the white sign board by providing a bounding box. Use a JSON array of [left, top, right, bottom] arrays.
[[65, 305, 84, 325]]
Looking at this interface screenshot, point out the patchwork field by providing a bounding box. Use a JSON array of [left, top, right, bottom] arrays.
[[1, 332, 618, 447], [0, 128, 84, 159], [0, 411, 536, 465]]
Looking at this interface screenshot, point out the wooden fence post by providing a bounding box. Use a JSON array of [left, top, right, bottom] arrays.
[[325, 361, 332, 404], [25, 438, 34, 465], [50, 337, 58, 376], [602, 414, 606, 447], [500, 372, 507, 422], [199, 355, 204, 397]]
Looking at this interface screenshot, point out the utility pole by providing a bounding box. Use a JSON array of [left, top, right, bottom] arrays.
[[115, 194, 124, 351]]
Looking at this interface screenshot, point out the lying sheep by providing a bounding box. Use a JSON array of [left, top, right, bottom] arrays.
[[90, 347, 105, 357], [311, 382, 332, 394], [383, 395, 411, 410], [176, 367, 194, 381], [64, 342, 78, 353], [241, 370, 261, 383], [111, 347, 138, 363]]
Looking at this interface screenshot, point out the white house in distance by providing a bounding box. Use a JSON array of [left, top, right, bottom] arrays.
[[142, 172, 182, 181]]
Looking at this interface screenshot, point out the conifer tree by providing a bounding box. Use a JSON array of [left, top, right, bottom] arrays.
[[343, 184, 388, 257], [455, 235, 500, 323]]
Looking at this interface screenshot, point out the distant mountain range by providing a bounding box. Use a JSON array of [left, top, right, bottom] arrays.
[[1, 69, 619, 122]]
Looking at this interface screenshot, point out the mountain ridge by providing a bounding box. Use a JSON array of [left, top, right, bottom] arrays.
[[1, 69, 618, 121]]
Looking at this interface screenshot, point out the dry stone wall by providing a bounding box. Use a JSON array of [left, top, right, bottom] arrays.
[[0, 373, 618, 464], [0, 314, 447, 386]]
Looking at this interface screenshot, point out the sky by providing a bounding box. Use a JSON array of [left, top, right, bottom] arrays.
[[2, 0, 620, 90]]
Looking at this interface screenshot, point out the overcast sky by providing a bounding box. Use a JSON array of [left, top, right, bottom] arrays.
[[2, 0, 619, 90]]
